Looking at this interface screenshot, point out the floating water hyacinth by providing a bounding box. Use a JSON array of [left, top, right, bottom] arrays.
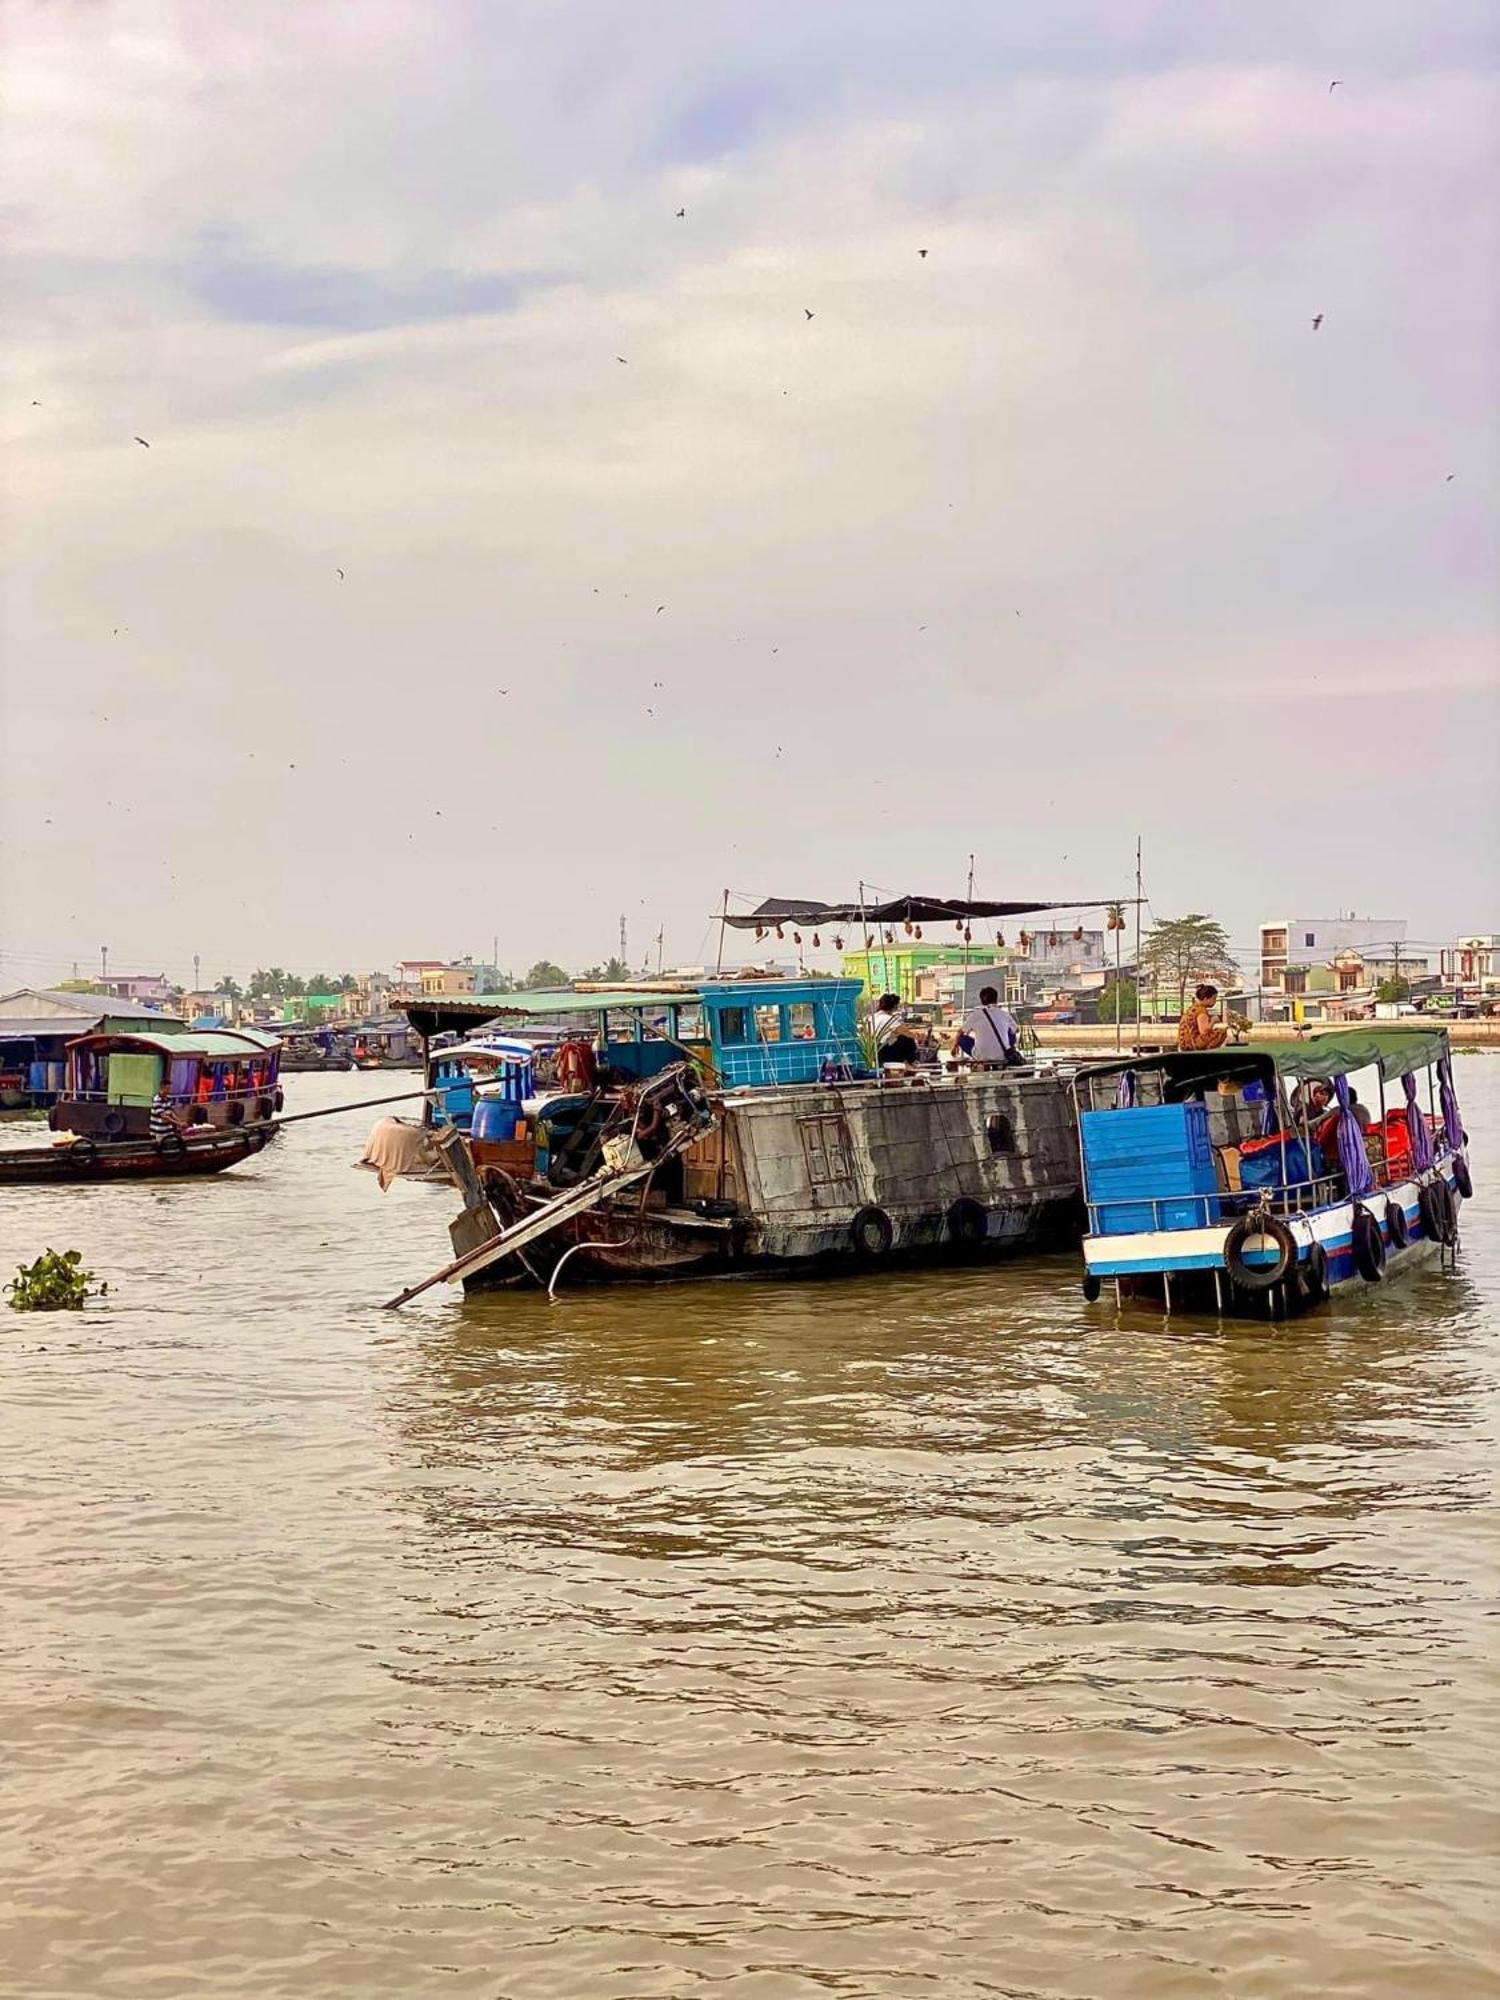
[[6, 1249, 106, 1312]]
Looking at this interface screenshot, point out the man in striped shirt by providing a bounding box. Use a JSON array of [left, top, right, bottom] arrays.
[[149, 1082, 183, 1140]]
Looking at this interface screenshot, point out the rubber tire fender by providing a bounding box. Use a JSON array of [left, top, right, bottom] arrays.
[[69, 1138, 98, 1169], [102, 1108, 126, 1139], [849, 1205, 894, 1259], [1224, 1212, 1295, 1291], [244, 1128, 265, 1153], [155, 1131, 187, 1160], [1384, 1198, 1410, 1251], [947, 1197, 988, 1247], [1081, 1270, 1102, 1303], [1452, 1153, 1473, 1201], [1419, 1178, 1457, 1246], [273, 1087, 285, 1113], [1350, 1202, 1387, 1283], [227, 1099, 246, 1126], [257, 1095, 274, 1121], [1299, 1240, 1330, 1303]]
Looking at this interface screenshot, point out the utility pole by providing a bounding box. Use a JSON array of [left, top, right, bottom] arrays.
[[655, 926, 664, 975], [1134, 837, 1143, 1045], [100, 944, 108, 987], [619, 913, 628, 969], [193, 953, 200, 993]]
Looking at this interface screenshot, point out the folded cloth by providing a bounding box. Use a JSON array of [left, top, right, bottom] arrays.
[[359, 1115, 437, 1191]]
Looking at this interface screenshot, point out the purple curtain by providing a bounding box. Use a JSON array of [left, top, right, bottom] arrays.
[[1437, 1056, 1466, 1153], [1115, 1070, 1136, 1108], [1334, 1074, 1375, 1197], [1402, 1071, 1434, 1173]]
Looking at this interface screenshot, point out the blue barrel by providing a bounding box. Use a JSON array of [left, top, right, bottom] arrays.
[[472, 1095, 520, 1143]]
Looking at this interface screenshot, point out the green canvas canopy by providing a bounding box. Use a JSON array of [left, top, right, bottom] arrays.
[[1240, 1026, 1449, 1082]]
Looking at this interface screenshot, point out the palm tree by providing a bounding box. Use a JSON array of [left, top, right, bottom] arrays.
[[214, 975, 243, 1002]]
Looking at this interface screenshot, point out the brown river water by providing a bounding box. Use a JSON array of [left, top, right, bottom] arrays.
[[2, 1060, 1497, 1998]]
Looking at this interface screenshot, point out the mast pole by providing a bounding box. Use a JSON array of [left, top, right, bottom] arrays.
[[715, 889, 728, 974], [1134, 836, 1143, 1047]]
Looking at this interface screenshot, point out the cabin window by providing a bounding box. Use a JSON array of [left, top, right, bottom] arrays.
[[754, 1004, 783, 1044], [800, 1114, 853, 1186], [716, 1005, 751, 1045], [986, 1111, 1016, 1154], [787, 1001, 817, 1041], [674, 1003, 705, 1040]]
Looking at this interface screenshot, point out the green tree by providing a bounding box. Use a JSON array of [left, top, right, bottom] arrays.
[[1377, 975, 1411, 1003], [214, 976, 243, 1002], [1099, 976, 1138, 1022], [337, 973, 359, 993], [522, 960, 569, 990], [1138, 914, 1238, 1015]]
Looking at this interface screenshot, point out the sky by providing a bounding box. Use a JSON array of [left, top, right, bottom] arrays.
[[2, 0, 1497, 991]]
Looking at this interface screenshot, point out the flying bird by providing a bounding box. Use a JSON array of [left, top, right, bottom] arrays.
[[1312, 314, 1324, 330], [676, 207, 686, 218], [919, 249, 928, 259], [616, 355, 628, 364], [656, 604, 665, 614], [804, 308, 815, 321], [1446, 474, 1456, 482], [336, 568, 344, 580], [1329, 79, 1342, 92], [133, 436, 150, 447]]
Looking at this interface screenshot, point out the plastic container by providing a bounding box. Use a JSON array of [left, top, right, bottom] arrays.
[[1238, 1132, 1309, 1191], [471, 1094, 520, 1143]]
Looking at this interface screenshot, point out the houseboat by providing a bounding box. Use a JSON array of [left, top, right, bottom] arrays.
[[276, 1025, 350, 1072], [350, 1020, 423, 1071], [1072, 1026, 1472, 1318], [385, 971, 1085, 1298], [0, 1026, 284, 1183]]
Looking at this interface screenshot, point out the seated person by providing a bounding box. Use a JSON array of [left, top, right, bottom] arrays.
[[873, 993, 918, 1066], [954, 986, 1022, 1068], [1177, 983, 1229, 1051]]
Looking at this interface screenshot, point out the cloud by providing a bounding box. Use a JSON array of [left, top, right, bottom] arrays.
[[1, 4, 1496, 980]]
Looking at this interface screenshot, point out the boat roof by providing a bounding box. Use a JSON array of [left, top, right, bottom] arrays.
[[721, 893, 1124, 930], [401, 978, 861, 1037], [1081, 1024, 1450, 1086], [69, 1026, 282, 1059]]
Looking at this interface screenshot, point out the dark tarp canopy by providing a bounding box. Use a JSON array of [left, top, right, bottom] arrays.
[[720, 893, 1121, 931]]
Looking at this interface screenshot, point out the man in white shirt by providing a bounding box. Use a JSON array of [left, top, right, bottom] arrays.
[[954, 985, 1022, 1067]]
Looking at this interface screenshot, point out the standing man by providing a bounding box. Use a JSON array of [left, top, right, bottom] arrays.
[[954, 986, 1023, 1067]]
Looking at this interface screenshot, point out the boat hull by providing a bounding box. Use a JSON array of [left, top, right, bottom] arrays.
[[0, 1129, 280, 1184], [1082, 1162, 1463, 1318]]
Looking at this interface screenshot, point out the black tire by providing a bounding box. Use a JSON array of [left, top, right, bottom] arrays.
[[1452, 1153, 1473, 1200], [1223, 1212, 1295, 1291], [849, 1205, 894, 1259], [244, 1128, 265, 1153], [1419, 1178, 1457, 1246], [1081, 1270, 1102, 1302], [257, 1095, 274, 1121], [47, 1105, 61, 1131], [69, 1139, 98, 1169], [1385, 1198, 1410, 1250], [1299, 1240, 1330, 1303], [274, 1088, 285, 1112], [102, 1109, 126, 1138], [947, 1197, 988, 1247], [1351, 1203, 1386, 1283], [227, 1100, 246, 1126], [155, 1132, 187, 1160], [191, 1105, 208, 1125]]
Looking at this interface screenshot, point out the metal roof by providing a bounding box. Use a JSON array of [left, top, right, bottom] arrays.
[[70, 1026, 282, 1059], [0, 986, 177, 1024]]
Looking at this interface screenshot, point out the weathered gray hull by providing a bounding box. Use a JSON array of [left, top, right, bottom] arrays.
[[467, 1071, 1083, 1290]]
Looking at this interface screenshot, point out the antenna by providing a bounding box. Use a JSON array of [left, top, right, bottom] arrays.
[[619, 912, 628, 966]]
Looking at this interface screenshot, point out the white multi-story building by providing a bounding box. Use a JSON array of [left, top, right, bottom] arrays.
[[1259, 916, 1407, 996], [1448, 934, 1500, 994]]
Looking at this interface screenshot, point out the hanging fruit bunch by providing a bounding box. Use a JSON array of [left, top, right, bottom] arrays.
[[1106, 902, 1126, 933], [1073, 925, 1085, 942]]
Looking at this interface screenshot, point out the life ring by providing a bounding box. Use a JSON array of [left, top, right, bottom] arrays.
[[947, 1197, 988, 1246], [1223, 1211, 1294, 1291], [1298, 1240, 1330, 1303], [849, 1205, 894, 1259], [102, 1108, 127, 1139], [155, 1131, 187, 1159], [1419, 1178, 1457, 1245], [1350, 1203, 1387, 1283], [1452, 1153, 1473, 1200], [1081, 1270, 1102, 1302], [1385, 1198, 1410, 1250]]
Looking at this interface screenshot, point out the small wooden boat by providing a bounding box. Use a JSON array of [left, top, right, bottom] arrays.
[[0, 1024, 285, 1185], [0, 1126, 279, 1185], [1072, 1026, 1472, 1318]]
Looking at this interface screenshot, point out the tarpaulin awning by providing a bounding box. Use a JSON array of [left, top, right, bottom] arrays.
[[720, 894, 1121, 930]]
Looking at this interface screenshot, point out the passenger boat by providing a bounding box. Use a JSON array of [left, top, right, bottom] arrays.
[[350, 1021, 423, 1071], [0, 1026, 283, 1184], [276, 1026, 350, 1072], [388, 966, 1086, 1297], [1072, 1026, 1472, 1318]]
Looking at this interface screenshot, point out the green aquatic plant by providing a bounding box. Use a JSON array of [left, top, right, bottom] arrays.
[[5, 1248, 106, 1312]]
